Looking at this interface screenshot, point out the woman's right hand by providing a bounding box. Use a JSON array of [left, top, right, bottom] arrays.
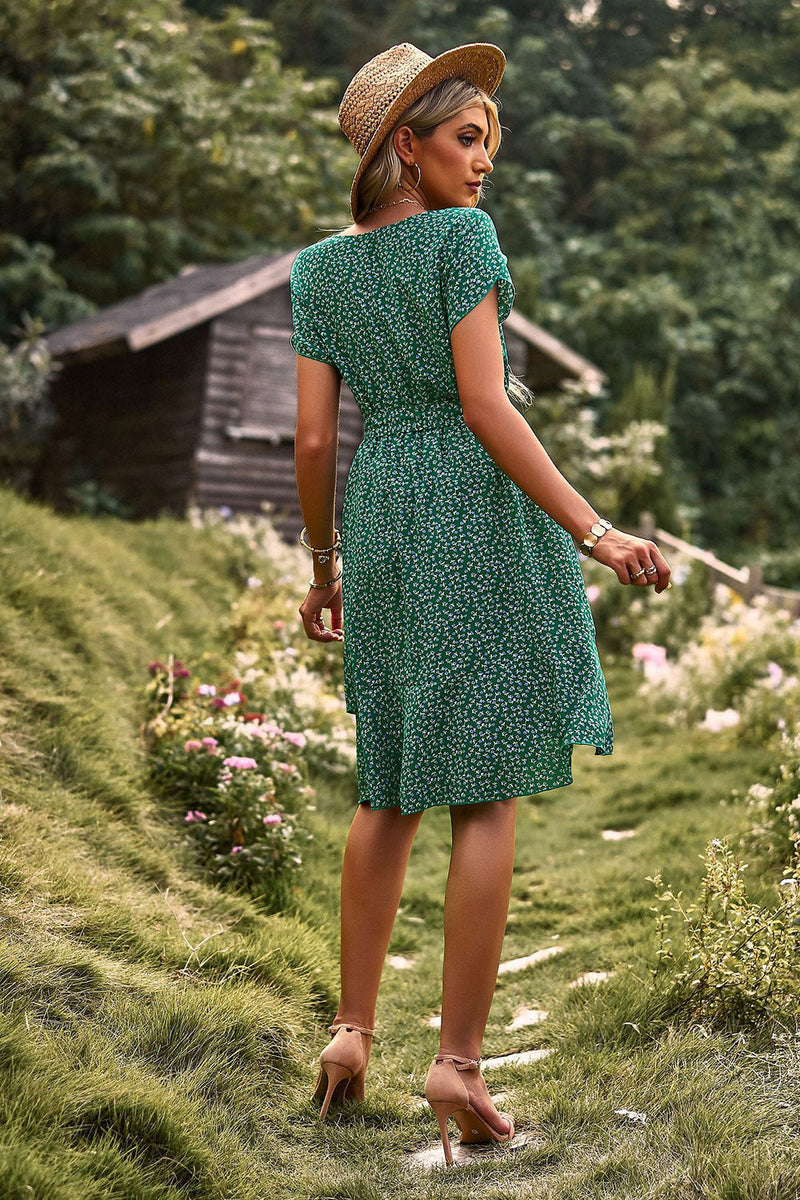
[[588, 529, 671, 593]]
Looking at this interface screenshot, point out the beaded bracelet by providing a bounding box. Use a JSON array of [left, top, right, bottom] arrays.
[[579, 518, 613, 557]]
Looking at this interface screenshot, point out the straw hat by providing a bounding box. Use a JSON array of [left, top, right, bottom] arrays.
[[338, 42, 507, 221]]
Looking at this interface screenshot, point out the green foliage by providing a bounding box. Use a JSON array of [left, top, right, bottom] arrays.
[[0, 324, 57, 492], [650, 839, 800, 1032], [145, 657, 316, 912], [528, 380, 672, 528], [741, 723, 800, 869], [0, 0, 351, 338]]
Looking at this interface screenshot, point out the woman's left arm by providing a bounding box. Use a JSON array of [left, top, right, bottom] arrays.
[[294, 355, 345, 643]]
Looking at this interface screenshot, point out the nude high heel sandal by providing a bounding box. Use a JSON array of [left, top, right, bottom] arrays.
[[424, 1054, 515, 1166], [312, 1022, 376, 1119]]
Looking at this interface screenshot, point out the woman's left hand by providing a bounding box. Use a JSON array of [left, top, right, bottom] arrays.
[[589, 529, 672, 593], [298, 580, 344, 642]]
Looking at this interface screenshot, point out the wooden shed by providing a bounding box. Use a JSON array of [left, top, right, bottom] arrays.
[[41, 248, 605, 539]]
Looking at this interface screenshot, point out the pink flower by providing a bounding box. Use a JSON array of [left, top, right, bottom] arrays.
[[148, 661, 166, 674], [282, 731, 307, 749], [230, 845, 244, 854], [201, 736, 218, 751], [766, 662, 784, 689], [184, 810, 207, 822], [263, 813, 282, 826], [632, 642, 667, 666], [184, 739, 203, 752], [274, 620, 286, 631], [586, 584, 601, 604], [223, 756, 258, 770], [212, 697, 226, 709]]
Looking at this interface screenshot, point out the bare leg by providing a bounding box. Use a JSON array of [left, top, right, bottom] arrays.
[[436, 797, 517, 1129], [333, 801, 422, 1094]]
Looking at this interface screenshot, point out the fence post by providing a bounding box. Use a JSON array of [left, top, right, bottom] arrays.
[[743, 564, 763, 604], [639, 511, 656, 540]]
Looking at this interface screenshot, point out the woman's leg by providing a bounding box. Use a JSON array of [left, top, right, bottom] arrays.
[[439, 797, 517, 1059], [335, 801, 423, 1032]]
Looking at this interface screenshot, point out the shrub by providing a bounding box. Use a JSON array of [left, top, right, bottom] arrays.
[[650, 839, 800, 1032], [0, 325, 57, 493]]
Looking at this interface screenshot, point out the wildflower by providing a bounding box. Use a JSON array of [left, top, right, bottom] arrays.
[[282, 731, 307, 749], [184, 739, 203, 752], [230, 844, 244, 854], [219, 506, 233, 519], [197, 683, 217, 697], [148, 661, 166, 674], [766, 662, 784, 689], [173, 662, 191, 679], [698, 708, 740, 732], [201, 736, 218, 751], [184, 810, 207, 823], [247, 576, 263, 589], [223, 756, 258, 770], [263, 813, 282, 826], [585, 584, 601, 604], [223, 692, 243, 707], [632, 643, 667, 667], [274, 620, 286, 631], [244, 713, 265, 724]]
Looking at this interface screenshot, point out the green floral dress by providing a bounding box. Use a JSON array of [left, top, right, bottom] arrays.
[[290, 206, 613, 814]]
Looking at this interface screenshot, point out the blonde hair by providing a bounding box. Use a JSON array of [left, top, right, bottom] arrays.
[[346, 76, 534, 413]]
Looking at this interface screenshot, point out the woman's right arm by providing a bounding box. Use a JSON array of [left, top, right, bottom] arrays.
[[451, 287, 671, 593]]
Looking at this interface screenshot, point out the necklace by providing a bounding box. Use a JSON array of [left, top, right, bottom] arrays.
[[372, 196, 426, 213]]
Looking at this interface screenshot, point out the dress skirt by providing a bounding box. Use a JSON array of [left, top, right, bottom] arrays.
[[340, 406, 614, 815]]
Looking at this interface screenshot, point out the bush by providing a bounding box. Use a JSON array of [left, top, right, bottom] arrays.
[[0, 325, 57, 492], [741, 722, 800, 869], [650, 839, 800, 1033], [145, 658, 317, 913]]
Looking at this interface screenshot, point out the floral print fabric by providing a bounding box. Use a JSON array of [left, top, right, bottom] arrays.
[[291, 206, 613, 814]]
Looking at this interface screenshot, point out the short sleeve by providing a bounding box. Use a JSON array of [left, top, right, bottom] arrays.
[[289, 253, 335, 364], [441, 209, 516, 335]]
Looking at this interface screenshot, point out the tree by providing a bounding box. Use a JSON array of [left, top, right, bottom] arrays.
[[0, 0, 352, 337]]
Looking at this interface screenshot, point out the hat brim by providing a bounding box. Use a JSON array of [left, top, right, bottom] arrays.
[[348, 43, 507, 222]]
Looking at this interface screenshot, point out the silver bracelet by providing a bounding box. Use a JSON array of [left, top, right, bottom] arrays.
[[579, 518, 613, 557], [308, 570, 342, 590], [299, 526, 342, 564]]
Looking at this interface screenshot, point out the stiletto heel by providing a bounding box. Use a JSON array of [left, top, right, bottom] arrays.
[[317, 1060, 353, 1120], [428, 1099, 461, 1166], [312, 1021, 376, 1119], [424, 1054, 515, 1167]]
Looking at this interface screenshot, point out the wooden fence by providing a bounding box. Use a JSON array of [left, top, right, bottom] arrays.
[[638, 514, 800, 617]]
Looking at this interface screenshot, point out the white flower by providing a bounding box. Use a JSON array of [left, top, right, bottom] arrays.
[[698, 708, 740, 732]]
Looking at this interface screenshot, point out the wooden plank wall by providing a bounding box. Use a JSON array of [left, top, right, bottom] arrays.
[[39, 326, 208, 515], [194, 284, 363, 540]]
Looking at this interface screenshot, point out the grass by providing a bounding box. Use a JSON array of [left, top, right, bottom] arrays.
[[0, 485, 798, 1199]]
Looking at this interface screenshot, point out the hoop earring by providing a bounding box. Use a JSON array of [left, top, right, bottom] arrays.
[[410, 162, 421, 189]]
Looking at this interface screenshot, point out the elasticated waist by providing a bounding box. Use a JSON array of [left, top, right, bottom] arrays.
[[362, 407, 466, 435]]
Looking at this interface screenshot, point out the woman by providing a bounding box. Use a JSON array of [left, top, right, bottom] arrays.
[[291, 41, 670, 1166]]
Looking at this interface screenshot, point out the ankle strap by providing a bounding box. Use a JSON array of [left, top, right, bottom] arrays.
[[329, 1022, 376, 1037], [433, 1053, 481, 1070]]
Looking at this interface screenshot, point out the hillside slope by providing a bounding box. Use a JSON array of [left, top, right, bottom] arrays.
[[0, 490, 336, 1199]]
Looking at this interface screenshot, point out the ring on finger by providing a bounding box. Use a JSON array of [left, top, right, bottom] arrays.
[[631, 567, 647, 579], [645, 565, 658, 576]]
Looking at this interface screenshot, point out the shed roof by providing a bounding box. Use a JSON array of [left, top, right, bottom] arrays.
[[46, 247, 606, 387]]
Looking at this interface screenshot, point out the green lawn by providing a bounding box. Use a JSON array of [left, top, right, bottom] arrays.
[[0, 488, 797, 1199]]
